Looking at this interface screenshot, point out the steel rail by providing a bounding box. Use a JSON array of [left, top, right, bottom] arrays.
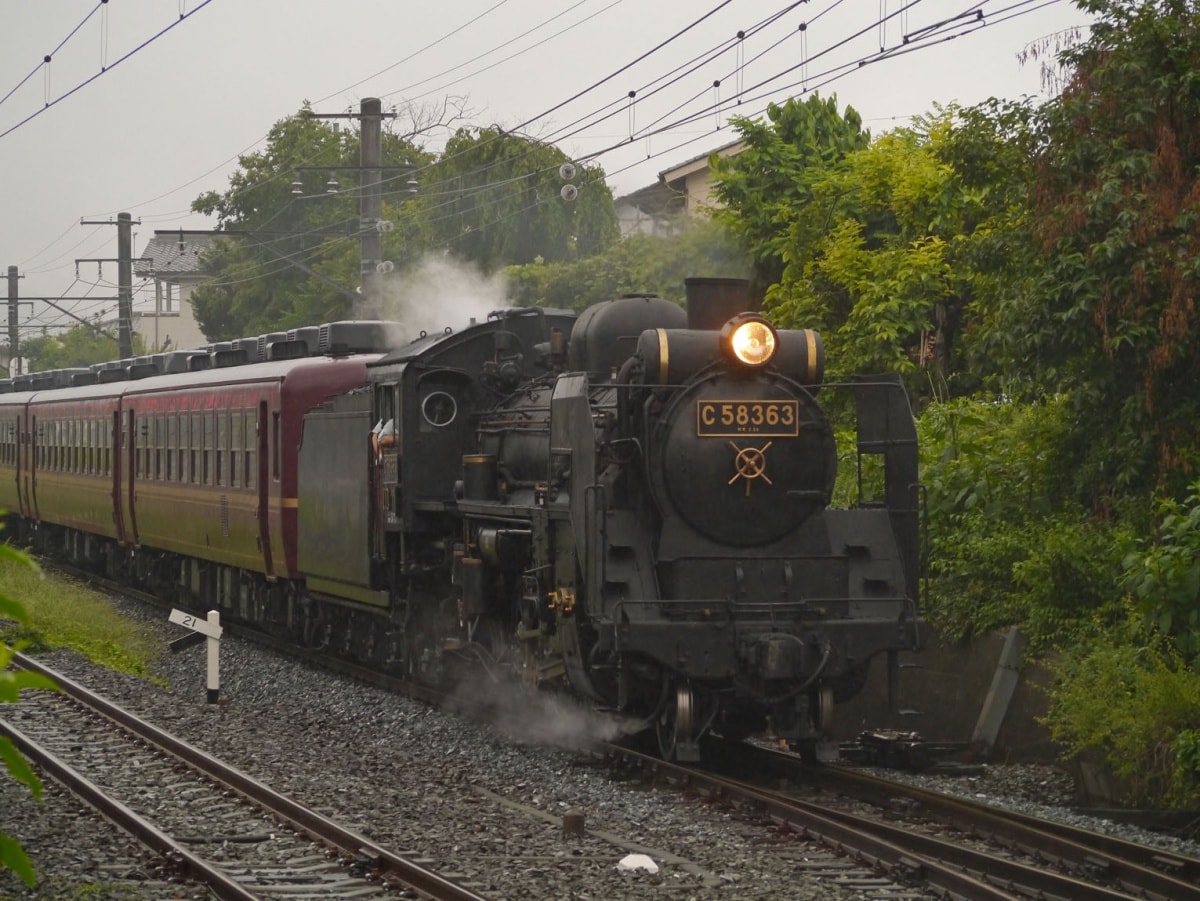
[[735, 741, 1200, 899], [609, 744, 1187, 900], [11, 653, 486, 901]]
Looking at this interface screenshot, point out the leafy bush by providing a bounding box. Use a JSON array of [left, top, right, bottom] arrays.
[[0, 543, 57, 888], [1043, 618, 1200, 808], [917, 396, 1128, 650], [1122, 477, 1200, 658]]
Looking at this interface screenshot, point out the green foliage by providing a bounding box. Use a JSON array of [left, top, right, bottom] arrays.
[[0, 540, 55, 888], [1122, 477, 1200, 657], [22, 327, 149, 372], [190, 106, 435, 338], [917, 397, 1128, 650], [999, 0, 1200, 498], [506, 218, 750, 310], [420, 126, 618, 271], [760, 106, 1041, 405], [712, 93, 869, 288], [1042, 618, 1200, 807], [0, 563, 162, 680]]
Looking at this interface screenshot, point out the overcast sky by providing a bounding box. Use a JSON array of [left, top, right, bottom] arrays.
[[0, 0, 1091, 335]]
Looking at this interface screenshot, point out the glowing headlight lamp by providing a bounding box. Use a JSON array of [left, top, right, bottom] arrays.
[[720, 313, 778, 369]]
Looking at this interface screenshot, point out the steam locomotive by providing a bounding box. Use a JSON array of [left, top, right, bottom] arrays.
[[0, 278, 923, 760]]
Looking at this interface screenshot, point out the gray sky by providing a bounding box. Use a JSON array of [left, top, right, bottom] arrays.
[[0, 0, 1091, 334]]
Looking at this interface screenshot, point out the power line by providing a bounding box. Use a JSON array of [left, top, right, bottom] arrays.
[[0, 0, 219, 143]]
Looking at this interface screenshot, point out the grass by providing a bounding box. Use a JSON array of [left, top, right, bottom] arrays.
[[0, 556, 162, 681]]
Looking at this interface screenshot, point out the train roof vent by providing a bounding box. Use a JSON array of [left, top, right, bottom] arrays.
[[12, 375, 33, 390], [30, 373, 56, 390], [128, 356, 164, 380], [267, 340, 309, 361], [128, 364, 156, 380], [255, 332, 288, 361], [70, 371, 98, 386], [97, 367, 130, 383], [51, 368, 91, 388], [212, 348, 249, 369], [317, 320, 405, 355], [0, 379, 13, 393], [162, 350, 200, 373], [231, 337, 264, 363], [285, 325, 321, 356], [188, 354, 212, 372]]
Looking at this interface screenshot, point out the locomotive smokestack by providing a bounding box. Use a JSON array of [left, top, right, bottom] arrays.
[[684, 277, 751, 330]]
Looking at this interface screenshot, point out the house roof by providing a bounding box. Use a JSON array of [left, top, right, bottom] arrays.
[[135, 230, 219, 280], [614, 138, 746, 213], [660, 138, 746, 184]]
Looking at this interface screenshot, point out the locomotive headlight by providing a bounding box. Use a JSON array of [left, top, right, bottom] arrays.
[[721, 314, 778, 368]]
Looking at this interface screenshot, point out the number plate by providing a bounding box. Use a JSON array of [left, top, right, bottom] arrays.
[[695, 400, 799, 437]]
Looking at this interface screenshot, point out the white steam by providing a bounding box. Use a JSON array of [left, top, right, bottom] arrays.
[[355, 255, 509, 338], [448, 675, 645, 753]]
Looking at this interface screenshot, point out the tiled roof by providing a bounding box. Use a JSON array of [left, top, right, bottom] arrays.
[[135, 230, 219, 280]]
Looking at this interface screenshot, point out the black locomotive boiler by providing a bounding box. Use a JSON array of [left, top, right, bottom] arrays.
[[301, 277, 925, 759]]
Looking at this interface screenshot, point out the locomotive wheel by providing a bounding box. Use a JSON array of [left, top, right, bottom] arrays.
[[813, 684, 835, 733], [656, 682, 696, 761]]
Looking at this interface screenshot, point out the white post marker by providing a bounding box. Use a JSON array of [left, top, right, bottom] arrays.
[[168, 608, 223, 704]]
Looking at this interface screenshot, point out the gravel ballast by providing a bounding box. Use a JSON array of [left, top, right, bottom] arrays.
[[3, 599, 1199, 899]]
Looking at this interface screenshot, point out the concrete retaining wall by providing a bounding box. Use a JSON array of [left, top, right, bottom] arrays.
[[832, 630, 1061, 763]]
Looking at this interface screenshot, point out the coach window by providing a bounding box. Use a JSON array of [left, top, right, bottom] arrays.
[[178, 413, 188, 483], [246, 412, 256, 489], [148, 416, 156, 480], [187, 412, 198, 484], [202, 411, 211, 485], [230, 412, 242, 488], [180, 412, 188, 481], [214, 412, 224, 486], [172, 413, 181, 481]]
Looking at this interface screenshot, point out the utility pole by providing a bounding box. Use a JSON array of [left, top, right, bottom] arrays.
[[117, 212, 134, 359], [7, 266, 21, 375], [360, 97, 383, 314], [309, 98, 397, 314], [79, 212, 139, 359]]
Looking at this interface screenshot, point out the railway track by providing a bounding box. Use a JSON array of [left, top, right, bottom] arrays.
[[736, 740, 1200, 892], [604, 740, 1200, 900], [2, 653, 488, 901], [31, 565, 1200, 898]]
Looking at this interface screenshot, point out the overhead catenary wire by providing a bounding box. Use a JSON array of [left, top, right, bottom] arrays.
[[0, 0, 219, 143], [13, 0, 1078, 319]]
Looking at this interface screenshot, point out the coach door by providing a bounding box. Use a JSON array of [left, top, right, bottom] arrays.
[[17, 413, 34, 520], [115, 409, 138, 546]]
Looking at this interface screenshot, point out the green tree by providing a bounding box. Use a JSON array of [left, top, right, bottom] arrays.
[[711, 93, 870, 290], [506, 218, 749, 310], [990, 0, 1200, 500], [190, 105, 435, 338], [22, 324, 147, 372], [0, 542, 56, 888], [421, 126, 618, 271], [753, 104, 1040, 404]]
